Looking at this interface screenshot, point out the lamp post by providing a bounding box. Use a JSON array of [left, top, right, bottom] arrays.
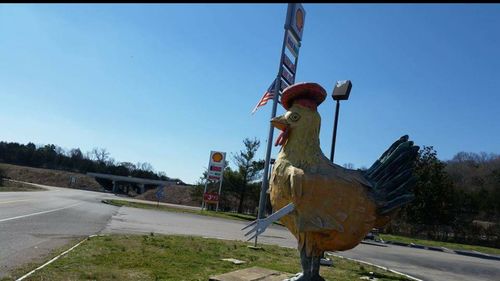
[[320, 80, 353, 267], [330, 80, 352, 163]]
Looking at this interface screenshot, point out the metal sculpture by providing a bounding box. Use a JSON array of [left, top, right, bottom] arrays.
[[244, 82, 419, 281]]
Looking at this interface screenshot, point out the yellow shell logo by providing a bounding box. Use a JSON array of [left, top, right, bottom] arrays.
[[212, 152, 223, 163], [295, 8, 304, 32]]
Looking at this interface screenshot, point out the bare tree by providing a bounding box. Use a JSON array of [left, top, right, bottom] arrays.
[[158, 171, 168, 180], [70, 148, 84, 160], [55, 146, 66, 156], [85, 151, 94, 160], [106, 157, 116, 166], [92, 148, 110, 163], [119, 162, 136, 172], [343, 163, 355, 169], [138, 162, 154, 171]]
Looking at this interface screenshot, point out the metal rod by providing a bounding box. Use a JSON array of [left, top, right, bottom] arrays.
[[216, 176, 224, 212], [201, 179, 208, 210], [330, 100, 340, 163]]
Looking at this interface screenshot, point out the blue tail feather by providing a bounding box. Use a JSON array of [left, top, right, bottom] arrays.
[[364, 135, 419, 215]]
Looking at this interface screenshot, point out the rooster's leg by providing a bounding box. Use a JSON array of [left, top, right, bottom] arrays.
[[285, 247, 312, 281], [311, 252, 325, 281]]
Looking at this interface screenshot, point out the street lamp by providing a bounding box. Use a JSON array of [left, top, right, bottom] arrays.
[[321, 80, 352, 266], [330, 80, 352, 163]]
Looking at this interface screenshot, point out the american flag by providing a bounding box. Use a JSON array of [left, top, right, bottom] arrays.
[[251, 79, 279, 115]]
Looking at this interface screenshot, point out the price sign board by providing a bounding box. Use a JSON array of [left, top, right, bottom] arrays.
[[203, 192, 219, 204], [273, 3, 306, 101]]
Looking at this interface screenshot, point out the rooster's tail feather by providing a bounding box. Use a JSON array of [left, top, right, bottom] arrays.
[[364, 135, 419, 215]]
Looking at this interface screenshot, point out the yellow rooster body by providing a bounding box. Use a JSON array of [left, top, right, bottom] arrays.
[[270, 101, 404, 255], [244, 82, 419, 281]]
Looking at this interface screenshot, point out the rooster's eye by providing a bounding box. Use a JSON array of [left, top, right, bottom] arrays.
[[289, 113, 301, 122]]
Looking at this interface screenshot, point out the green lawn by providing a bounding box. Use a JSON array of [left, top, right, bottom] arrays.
[[104, 199, 260, 222], [380, 234, 500, 255], [4, 234, 411, 281]]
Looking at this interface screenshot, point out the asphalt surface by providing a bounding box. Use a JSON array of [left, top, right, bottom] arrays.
[[1, 185, 499, 281], [0, 185, 118, 278]]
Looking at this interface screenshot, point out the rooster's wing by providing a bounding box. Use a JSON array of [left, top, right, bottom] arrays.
[[289, 168, 377, 234]]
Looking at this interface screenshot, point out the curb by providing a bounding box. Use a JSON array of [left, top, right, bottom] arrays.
[[360, 240, 388, 247], [383, 240, 500, 261], [409, 243, 425, 249], [454, 250, 500, 261], [327, 253, 424, 281]]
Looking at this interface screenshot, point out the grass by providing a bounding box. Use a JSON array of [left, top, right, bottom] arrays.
[[104, 199, 263, 223], [0, 180, 45, 192], [380, 234, 500, 255], [5, 234, 412, 281]]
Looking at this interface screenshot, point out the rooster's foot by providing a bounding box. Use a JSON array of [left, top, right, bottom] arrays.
[[284, 272, 307, 281], [311, 275, 325, 281]]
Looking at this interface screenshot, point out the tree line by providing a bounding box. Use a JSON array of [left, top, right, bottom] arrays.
[[392, 146, 500, 247], [194, 138, 499, 248], [0, 141, 180, 183]]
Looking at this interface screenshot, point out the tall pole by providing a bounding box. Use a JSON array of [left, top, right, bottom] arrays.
[[330, 100, 340, 162], [257, 34, 286, 219], [255, 21, 290, 249]]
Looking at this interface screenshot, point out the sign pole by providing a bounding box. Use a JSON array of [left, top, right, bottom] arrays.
[[201, 180, 209, 210], [255, 3, 305, 247], [216, 176, 224, 212], [255, 25, 288, 248]]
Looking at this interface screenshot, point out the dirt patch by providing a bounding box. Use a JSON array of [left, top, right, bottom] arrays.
[[0, 179, 46, 191], [0, 163, 102, 191], [135, 185, 199, 207]]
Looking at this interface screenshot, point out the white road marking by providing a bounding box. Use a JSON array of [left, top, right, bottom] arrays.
[[15, 235, 95, 281], [327, 252, 424, 281], [0, 199, 32, 205], [0, 203, 82, 223]]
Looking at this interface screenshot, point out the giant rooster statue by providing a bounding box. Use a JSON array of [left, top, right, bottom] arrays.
[[243, 82, 419, 281]]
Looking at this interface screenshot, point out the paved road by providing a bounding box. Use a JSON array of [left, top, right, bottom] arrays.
[[0, 185, 119, 278], [2, 185, 499, 281]]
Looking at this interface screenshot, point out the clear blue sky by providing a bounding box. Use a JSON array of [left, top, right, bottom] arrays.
[[1, 4, 499, 184]]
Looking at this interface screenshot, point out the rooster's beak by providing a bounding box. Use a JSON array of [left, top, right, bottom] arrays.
[[271, 116, 288, 131]]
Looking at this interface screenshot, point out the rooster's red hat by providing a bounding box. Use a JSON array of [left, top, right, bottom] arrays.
[[281, 82, 327, 111]]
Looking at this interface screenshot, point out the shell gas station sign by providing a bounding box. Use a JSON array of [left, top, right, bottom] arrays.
[[207, 151, 226, 181], [202, 150, 226, 210]]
